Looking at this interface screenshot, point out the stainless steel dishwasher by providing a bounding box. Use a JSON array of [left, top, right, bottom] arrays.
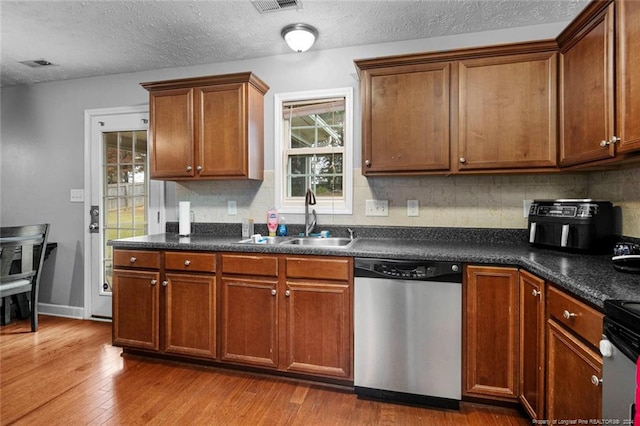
[[354, 258, 462, 409]]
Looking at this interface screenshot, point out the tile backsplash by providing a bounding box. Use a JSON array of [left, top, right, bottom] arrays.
[[175, 167, 640, 238]]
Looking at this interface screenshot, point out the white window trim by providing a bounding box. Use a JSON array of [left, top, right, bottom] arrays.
[[274, 87, 353, 215]]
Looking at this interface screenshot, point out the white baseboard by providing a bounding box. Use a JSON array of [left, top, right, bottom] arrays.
[[38, 303, 85, 320]]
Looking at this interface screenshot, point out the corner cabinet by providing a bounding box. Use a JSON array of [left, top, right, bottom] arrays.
[[141, 72, 269, 180], [519, 270, 546, 419], [558, 0, 640, 167]]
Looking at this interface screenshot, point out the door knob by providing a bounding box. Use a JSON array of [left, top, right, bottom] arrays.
[[459, 157, 466, 164], [365, 160, 371, 168], [271, 289, 276, 296], [184, 260, 191, 266], [563, 310, 577, 320], [532, 289, 541, 297], [186, 165, 193, 172]]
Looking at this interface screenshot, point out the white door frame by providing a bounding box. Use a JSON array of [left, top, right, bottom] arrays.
[[83, 105, 165, 320]]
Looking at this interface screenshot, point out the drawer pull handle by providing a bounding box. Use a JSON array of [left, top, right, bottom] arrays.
[[150, 279, 157, 286], [563, 310, 577, 320], [532, 289, 541, 297], [271, 289, 276, 296], [130, 257, 137, 263], [184, 260, 191, 266], [591, 375, 602, 386], [162, 281, 168, 287]]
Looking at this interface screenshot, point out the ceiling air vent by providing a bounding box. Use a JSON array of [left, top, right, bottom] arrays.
[[252, 0, 301, 13], [20, 59, 58, 68]]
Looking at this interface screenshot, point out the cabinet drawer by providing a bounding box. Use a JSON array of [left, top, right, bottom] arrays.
[[285, 257, 351, 281], [547, 285, 603, 348], [165, 251, 216, 273], [221, 254, 278, 277], [113, 250, 160, 269]]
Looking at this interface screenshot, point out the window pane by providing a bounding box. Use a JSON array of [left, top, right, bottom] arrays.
[[291, 126, 316, 148], [134, 131, 147, 165], [286, 154, 343, 198], [289, 176, 307, 197]]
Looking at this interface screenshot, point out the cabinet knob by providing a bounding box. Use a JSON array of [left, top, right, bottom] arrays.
[[532, 289, 541, 297], [590, 375, 602, 386], [184, 260, 191, 266], [600, 136, 620, 147], [459, 157, 466, 164], [562, 309, 577, 320], [186, 165, 193, 172], [271, 289, 276, 296], [196, 166, 203, 172], [285, 290, 291, 297], [130, 257, 137, 263], [150, 279, 157, 286], [162, 280, 168, 287], [365, 160, 371, 168]]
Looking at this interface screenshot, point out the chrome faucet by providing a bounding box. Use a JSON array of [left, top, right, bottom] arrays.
[[304, 188, 317, 237]]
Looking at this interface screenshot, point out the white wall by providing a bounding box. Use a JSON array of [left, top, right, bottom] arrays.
[[2, 21, 624, 312]]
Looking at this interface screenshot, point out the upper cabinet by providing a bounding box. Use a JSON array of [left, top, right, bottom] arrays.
[[355, 41, 559, 176], [456, 50, 558, 172], [141, 72, 269, 180], [357, 61, 451, 175], [558, 0, 640, 167], [616, 0, 640, 154]]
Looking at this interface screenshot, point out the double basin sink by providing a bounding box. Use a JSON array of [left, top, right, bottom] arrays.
[[237, 236, 357, 249]]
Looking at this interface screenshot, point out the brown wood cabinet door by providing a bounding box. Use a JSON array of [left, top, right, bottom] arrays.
[[112, 269, 160, 351], [220, 277, 278, 369], [617, 0, 640, 154], [519, 271, 545, 419], [164, 273, 217, 359], [361, 63, 450, 174], [282, 280, 352, 379], [196, 83, 247, 178], [149, 88, 195, 178], [546, 320, 602, 421], [559, 4, 615, 166], [464, 265, 519, 401], [457, 52, 557, 171]]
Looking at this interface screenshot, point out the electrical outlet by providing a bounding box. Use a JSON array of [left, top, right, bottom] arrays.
[[523, 200, 533, 218], [407, 200, 419, 217], [365, 199, 389, 217], [227, 200, 237, 215]]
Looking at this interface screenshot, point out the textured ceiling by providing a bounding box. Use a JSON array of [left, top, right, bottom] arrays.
[[0, 0, 589, 87]]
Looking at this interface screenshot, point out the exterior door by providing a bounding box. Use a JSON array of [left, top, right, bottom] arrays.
[[85, 106, 165, 319]]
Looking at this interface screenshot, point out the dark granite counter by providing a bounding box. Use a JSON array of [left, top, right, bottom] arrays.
[[109, 225, 640, 309]]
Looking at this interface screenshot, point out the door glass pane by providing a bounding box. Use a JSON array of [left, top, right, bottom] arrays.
[[102, 130, 148, 293]]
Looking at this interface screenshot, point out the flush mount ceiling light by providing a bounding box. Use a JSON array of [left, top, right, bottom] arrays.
[[281, 23, 318, 53]]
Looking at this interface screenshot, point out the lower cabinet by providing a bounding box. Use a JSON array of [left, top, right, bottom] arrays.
[[546, 285, 603, 421], [220, 254, 279, 368], [519, 270, 546, 419], [220, 253, 353, 380], [463, 265, 519, 401], [112, 249, 217, 360]]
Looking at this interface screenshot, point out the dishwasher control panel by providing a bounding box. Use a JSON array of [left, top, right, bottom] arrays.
[[355, 258, 462, 283]]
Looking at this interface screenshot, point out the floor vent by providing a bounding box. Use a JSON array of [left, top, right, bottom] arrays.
[[252, 0, 301, 13]]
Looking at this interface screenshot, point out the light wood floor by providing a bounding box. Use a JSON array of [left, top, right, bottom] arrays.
[[1, 316, 529, 425]]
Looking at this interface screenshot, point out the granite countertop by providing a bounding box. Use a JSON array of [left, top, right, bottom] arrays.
[[109, 225, 640, 309]]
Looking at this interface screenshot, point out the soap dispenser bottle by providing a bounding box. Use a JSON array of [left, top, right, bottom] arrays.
[[267, 208, 279, 236], [277, 217, 288, 237]]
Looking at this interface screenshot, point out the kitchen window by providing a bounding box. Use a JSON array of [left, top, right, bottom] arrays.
[[274, 88, 353, 214]]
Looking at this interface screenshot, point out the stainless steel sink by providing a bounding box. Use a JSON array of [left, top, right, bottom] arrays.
[[280, 237, 357, 249], [237, 236, 287, 245]]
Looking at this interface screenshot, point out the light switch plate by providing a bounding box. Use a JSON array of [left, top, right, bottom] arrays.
[[228, 200, 237, 215], [407, 200, 419, 217], [365, 199, 389, 216], [70, 189, 84, 203]]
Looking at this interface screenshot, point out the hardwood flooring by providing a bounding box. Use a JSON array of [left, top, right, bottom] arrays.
[[1, 316, 529, 425]]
